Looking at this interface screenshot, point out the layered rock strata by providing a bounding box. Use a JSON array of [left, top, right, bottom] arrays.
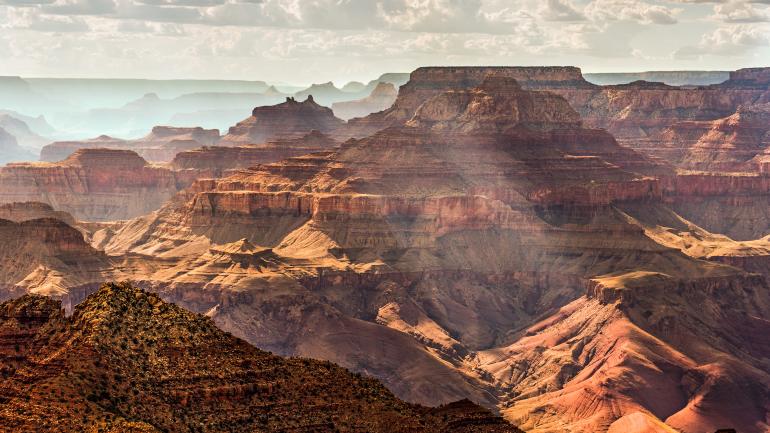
[[0, 149, 182, 221]]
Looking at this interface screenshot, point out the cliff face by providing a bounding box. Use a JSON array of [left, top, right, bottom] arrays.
[[40, 126, 220, 163], [332, 82, 399, 120], [0, 149, 182, 221], [0, 282, 521, 433], [220, 96, 345, 145]]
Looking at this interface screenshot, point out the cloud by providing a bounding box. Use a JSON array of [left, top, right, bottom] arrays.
[[42, 0, 116, 15], [674, 23, 770, 57], [2, 7, 90, 30], [0, 0, 55, 6], [585, 0, 681, 24], [712, 1, 769, 22], [539, 0, 586, 22]]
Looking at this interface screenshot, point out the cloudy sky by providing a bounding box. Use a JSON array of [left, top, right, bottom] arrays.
[[0, 0, 768, 84]]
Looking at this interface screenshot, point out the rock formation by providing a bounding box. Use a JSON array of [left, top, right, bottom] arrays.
[[332, 82, 399, 120], [342, 66, 770, 150], [0, 282, 521, 433], [170, 130, 338, 178], [0, 201, 76, 225], [0, 215, 114, 307], [0, 149, 182, 221], [220, 96, 345, 145], [40, 126, 220, 163]]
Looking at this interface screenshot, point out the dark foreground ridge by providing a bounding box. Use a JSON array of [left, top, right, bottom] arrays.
[[0, 282, 521, 433]]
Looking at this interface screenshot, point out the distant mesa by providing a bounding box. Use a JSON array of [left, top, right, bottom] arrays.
[[219, 95, 344, 146], [0, 126, 36, 165], [40, 126, 220, 163], [341, 80, 367, 93], [584, 70, 730, 86], [0, 148, 183, 221]]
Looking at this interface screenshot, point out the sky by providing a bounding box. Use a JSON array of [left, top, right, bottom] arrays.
[[0, 0, 768, 85]]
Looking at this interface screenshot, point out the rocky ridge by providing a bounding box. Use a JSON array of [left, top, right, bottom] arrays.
[[0, 282, 521, 433]]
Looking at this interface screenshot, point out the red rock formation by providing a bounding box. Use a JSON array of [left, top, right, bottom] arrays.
[[332, 82, 398, 120], [343, 66, 770, 154], [220, 96, 345, 145], [0, 149, 182, 221], [40, 126, 220, 163]]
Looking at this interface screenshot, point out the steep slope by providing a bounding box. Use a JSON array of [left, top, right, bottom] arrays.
[[220, 96, 345, 145], [0, 282, 520, 433]]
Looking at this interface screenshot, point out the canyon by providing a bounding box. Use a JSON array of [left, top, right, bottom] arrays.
[[1, 65, 770, 433]]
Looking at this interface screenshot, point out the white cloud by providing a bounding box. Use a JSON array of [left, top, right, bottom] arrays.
[[674, 23, 770, 57], [539, 0, 585, 22], [585, 0, 681, 24], [712, 1, 769, 22]]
